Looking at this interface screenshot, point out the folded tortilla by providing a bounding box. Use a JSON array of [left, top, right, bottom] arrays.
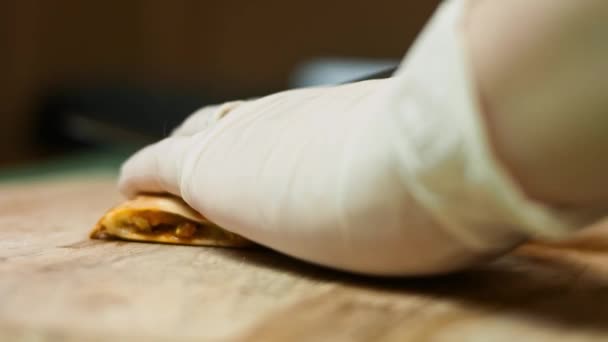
[[90, 195, 252, 247]]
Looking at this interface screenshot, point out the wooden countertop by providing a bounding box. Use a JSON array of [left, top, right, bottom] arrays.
[[1, 176, 608, 341]]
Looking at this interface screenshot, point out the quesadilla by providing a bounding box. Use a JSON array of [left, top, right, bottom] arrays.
[[90, 195, 252, 247]]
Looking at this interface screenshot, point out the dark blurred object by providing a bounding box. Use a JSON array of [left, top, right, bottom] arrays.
[[34, 63, 398, 150], [347, 65, 398, 82], [33, 83, 264, 149]]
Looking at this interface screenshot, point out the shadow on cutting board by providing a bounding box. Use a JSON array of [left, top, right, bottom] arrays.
[[218, 222, 608, 335]]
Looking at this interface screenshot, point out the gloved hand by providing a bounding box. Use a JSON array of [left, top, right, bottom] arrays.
[[120, 79, 497, 276], [118, 0, 607, 275]]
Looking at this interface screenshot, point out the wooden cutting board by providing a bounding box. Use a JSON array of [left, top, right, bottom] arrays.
[[1, 176, 608, 341]]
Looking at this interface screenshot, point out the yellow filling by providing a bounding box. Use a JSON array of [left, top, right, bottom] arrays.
[[107, 210, 246, 243], [91, 207, 251, 246]]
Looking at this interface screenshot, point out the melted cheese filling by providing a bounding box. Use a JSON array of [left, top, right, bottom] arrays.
[[108, 210, 232, 241]]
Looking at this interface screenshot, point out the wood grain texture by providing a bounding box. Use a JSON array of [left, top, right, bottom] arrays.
[[1, 176, 608, 341]]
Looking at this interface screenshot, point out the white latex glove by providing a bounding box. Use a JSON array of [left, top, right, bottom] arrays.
[[122, 80, 491, 276], [119, 0, 605, 275]]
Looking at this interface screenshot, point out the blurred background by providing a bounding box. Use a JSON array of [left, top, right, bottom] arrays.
[[0, 0, 439, 181]]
